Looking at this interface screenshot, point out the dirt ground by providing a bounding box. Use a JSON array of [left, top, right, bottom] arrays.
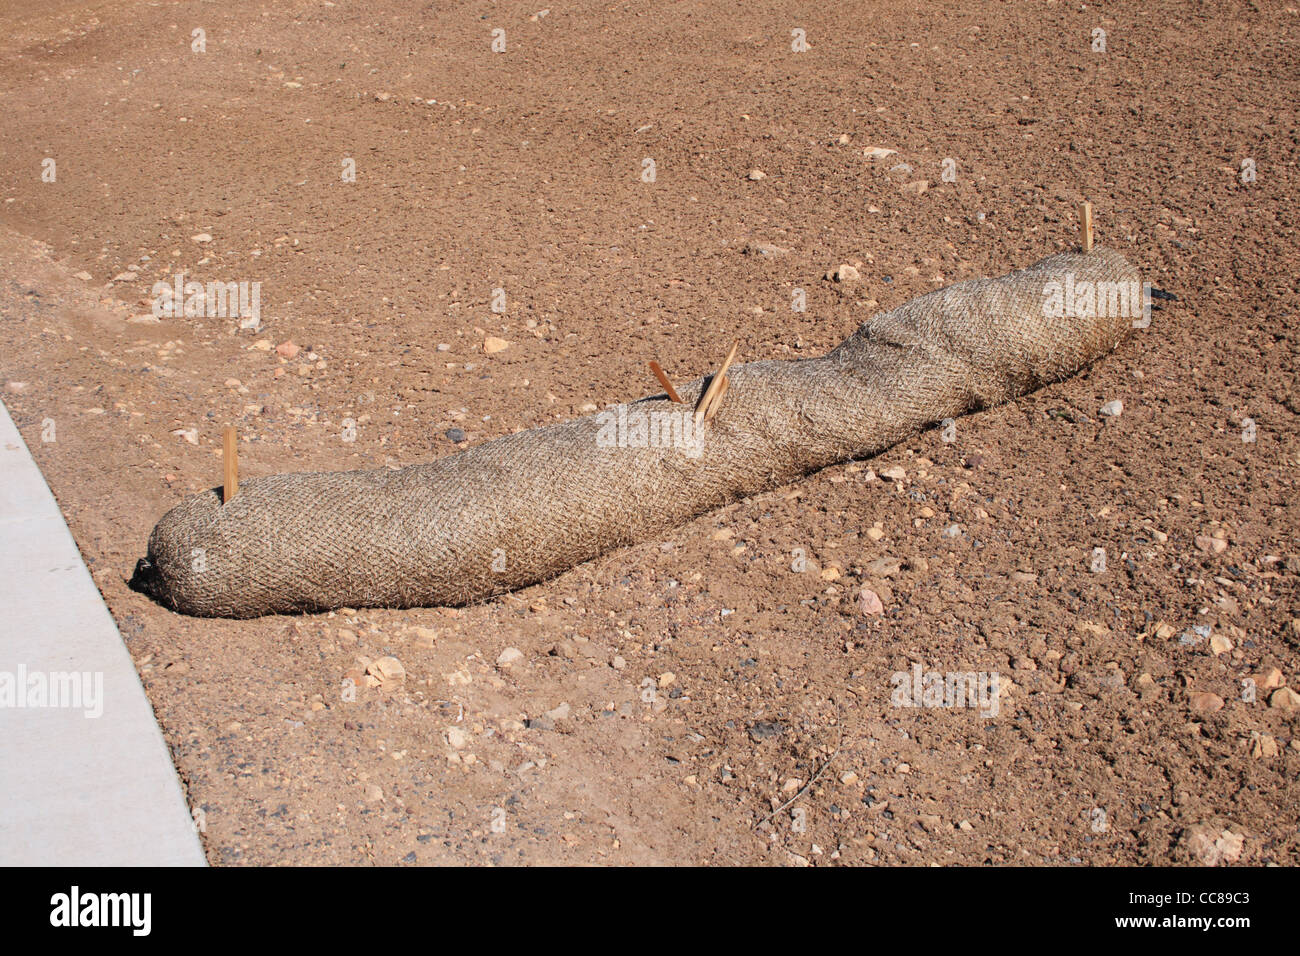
[[1, 0, 1297, 866]]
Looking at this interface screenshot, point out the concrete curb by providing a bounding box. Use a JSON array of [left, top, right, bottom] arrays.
[[0, 400, 205, 866]]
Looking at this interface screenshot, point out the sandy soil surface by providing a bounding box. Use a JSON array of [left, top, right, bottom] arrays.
[[1, 0, 1297, 865]]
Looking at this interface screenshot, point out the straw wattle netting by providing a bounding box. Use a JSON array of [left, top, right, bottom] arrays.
[[135, 248, 1139, 617]]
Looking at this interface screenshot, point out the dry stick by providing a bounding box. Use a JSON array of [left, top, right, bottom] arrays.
[[694, 339, 740, 424], [222, 426, 238, 503], [1080, 201, 1094, 253], [648, 360, 684, 404], [702, 373, 729, 424], [755, 723, 845, 830]]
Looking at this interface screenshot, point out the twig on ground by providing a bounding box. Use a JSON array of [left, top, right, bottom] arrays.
[[755, 722, 845, 830]]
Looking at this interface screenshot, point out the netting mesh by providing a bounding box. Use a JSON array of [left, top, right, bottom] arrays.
[[134, 248, 1140, 617]]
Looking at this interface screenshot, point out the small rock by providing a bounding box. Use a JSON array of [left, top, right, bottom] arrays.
[[1099, 399, 1123, 417], [866, 526, 885, 542], [839, 771, 859, 785], [747, 168, 766, 181], [362, 784, 383, 803], [191, 233, 213, 243], [1209, 634, 1233, 656], [658, 672, 676, 688], [864, 147, 897, 161], [171, 428, 198, 445], [73, 271, 93, 281], [866, 556, 902, 577], [5, 381, 29, 393], [445, 428, 466, 443], [901, 180, 929, 196], [881, 465, 906, 481], [546, 701, 571, 721], [1181, 825, 1243, 866], [367, 656, 405, 684], [858, 587, 884, 616], [743, 242, 790, 257], [496, 647, 524, 668], [447, 727, 470, 749], [1189, 691, 1224, 714], [1251, 732, 1280, 759], [1149, 620, 1176, 641], [276, 341, 300, 359], [483, 336, 510, 354], [1257, 667, 1285, 691], [829, 263, 861, 283], [748, 720, 784, 741], [1195, 534, 1229, 554], [1269, 687, 1300, 712]]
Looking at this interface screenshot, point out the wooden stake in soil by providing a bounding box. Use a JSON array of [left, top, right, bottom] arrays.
[[648, 361, 684, 404], [702, 374, 729, 424], [694, 340, 740, 425], [222, 426, 238, 503], [1080, 201, 1094, 253]]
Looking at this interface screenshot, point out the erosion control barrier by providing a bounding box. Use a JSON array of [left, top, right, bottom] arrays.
[[134, 247, 1142, 617]]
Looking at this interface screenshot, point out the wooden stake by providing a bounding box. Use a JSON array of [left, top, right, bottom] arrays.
[[694, 340, 739, 425], [1080, 201, 1094, 253], [222, 426, 238, 502], [648, 361, 684, 404], [702, 374, 730, 424]]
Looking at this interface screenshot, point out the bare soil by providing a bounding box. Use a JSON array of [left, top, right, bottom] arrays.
[[1, 0, 1297, 865]]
